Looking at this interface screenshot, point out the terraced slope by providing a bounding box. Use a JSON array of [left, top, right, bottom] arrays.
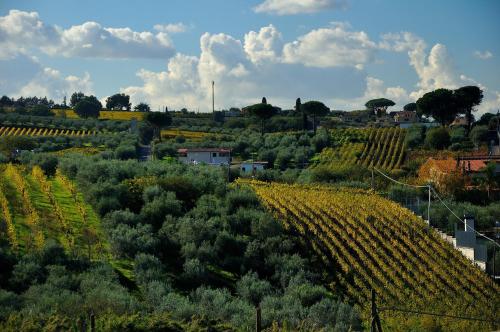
[[0, 126, 94, 137], [315, 127, 406, 170], [0, 164, 105, 257], [239, 179, 499, 330]]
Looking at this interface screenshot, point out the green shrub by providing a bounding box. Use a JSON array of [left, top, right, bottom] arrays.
[[424, 127, 451, 150]]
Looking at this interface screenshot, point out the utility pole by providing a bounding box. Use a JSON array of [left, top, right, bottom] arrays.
[[370, 289, 383, 332], [212, 81, 215, 113], [427, 185, 431, 225], [255, 306, 262, 332]]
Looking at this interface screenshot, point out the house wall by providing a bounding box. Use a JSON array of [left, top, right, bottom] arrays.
[[240, 163, 265, 173], [180, 151, 230, 165]]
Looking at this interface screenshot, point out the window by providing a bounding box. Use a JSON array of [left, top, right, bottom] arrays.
[[219, 152, 229, 157], [242, 167, 246, 172], [212, 152, 217, 157]]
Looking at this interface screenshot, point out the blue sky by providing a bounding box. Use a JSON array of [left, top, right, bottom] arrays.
[[0, 0, 499, 113]]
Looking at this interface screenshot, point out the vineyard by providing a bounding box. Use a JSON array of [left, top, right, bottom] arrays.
[[0, 164, 106, 257], [315, 127, 406, 170], [239, 179, 500, 330], [161, 129, 210, 140], [0, 126, 95, 137], [52, 109, 147, 120]]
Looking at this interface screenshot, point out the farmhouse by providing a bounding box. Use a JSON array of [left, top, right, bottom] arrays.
[[394, 110, 417, 123], [177, 148, 231, 165], [239, 161, 268, 174]]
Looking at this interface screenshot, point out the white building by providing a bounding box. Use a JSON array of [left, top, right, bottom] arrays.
[[178, 148, 231, 165], [453, 215, 487, 271], [240, 161, 267, 174]]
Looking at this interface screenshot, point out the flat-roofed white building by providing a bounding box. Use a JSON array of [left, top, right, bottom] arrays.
[[178, 148, 231, 165], [239, 161, 268, 174]]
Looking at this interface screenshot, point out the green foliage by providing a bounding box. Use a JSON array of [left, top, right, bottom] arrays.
[[416, 88, 457, 126], [470, 125, 489, 146], [106, 93, 131, 111], [108, 223, 158, 258], [0, 136, 37, 156], [403, 102, 417, 112], [300, 101, 329, 133], [405, 125, 425, 149], [133, 102, 151, 112], [365, 98, 395, 116], [145, 112, 172, 140], [243, 103, 278, 135], [424, 127, 451, 149], [454, 86, 483, 132], [30, 105, 54, 117], [69, 92, 85, 107], [134, 253, 167, 286], [74, 96, 102, 119], [236, 272, 272, 306], [115, 145, 137, 160]]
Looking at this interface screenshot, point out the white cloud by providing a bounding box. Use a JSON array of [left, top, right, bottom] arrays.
[[282, 22, 377, 68], [123, 54, 202, 111], [0, 10, 60, 59], [0, 9, 177, 59], [381, 32, 498, 114], [154, 23, 189, 34], [0, 54, 92, 101], [244, 25, 283, 63], [254, 0, 347, 15], [473, 50, 493, 60], [124, 27, 366, 111], [331, 76, 410, 110]]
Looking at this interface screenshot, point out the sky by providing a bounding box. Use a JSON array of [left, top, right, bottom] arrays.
[[0, 0, 499, 113]]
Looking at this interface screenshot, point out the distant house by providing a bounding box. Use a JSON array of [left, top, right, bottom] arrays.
[[239, 161, 267, 174], [177, 148, 231, 165], [394, 111, 417, 124], [419, 156, 500, 194], [436, 215, 487, 271], [450, 116, 468, 127]]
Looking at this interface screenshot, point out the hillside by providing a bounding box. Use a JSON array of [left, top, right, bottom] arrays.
[[314, 127, 406, 171], [0, 126, 94, 137], [0, 164, 105, 257], [239, 179, 500, 330]]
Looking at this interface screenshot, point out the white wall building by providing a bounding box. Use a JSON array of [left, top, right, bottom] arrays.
[[240, 161, 267, 174], [178, 148, 231, 165], [453, 215, 487, 271]]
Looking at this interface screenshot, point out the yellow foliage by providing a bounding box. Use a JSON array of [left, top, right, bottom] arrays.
[[237, 179, 499, 330]]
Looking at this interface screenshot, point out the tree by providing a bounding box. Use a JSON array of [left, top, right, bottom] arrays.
[[145, 111, 172, 141], [300, 101, 329, 134], [454, 86, 483, 135], [425, 127, 451, 150], [403, 102, 417, 112], [365, 98, 395, 117], [106, 93, 131, 111], [31, 105, 53, 116], [261, 97, 267, 104], [134, 102, 151, 112], [476, 112, 496, 127], [70, 92, 85, 107], [243, 103, 277, 135], [416, 88, 457, 126], [0, 96, 13, 107], [470, 125, 489, 146], [74, 96, 102, 119]]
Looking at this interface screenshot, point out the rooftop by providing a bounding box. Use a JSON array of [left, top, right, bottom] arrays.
[[178, 148, 231, 153]]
